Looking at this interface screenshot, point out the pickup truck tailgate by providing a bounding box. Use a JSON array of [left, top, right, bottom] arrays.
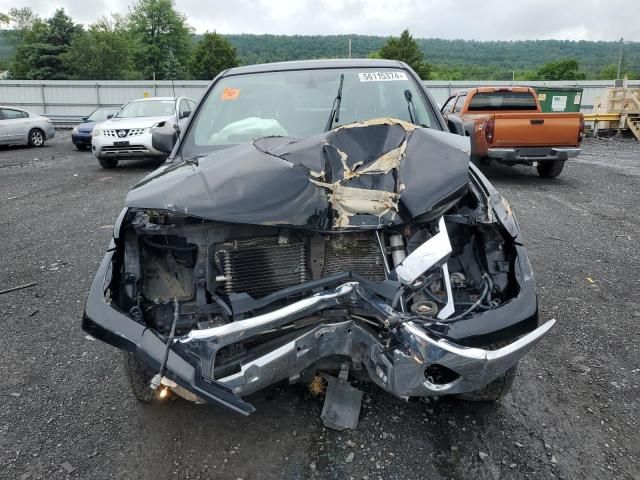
[[493, 113, 581, 147]]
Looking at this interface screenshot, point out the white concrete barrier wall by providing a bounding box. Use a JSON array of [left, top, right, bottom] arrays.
[[1, 79, 638, 121]]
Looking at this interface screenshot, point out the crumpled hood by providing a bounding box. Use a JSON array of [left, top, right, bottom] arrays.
[[125, 118, 471, 230]]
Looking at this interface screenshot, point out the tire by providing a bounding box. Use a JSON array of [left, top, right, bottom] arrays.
[[456, 364, 518, 402], [122, 351, 165, 404], [98, 157, 118, 169], [537, 161, 564, 178], [28, 128, 45, 147], [75, 144, 89, 151]]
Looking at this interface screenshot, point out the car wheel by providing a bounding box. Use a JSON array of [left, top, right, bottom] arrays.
[[122, 351, 166, 404], [456, 364, 518, 402], [537, 161, 564, 178], [98, 157, 118, 169], [76, 144, 89, 151], [28, 128, 45, 147]]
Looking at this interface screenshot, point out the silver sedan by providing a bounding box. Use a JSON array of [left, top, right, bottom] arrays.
[[0, 106, 56, 147]]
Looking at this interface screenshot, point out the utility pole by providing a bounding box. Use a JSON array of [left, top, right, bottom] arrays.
[[616, 37, 623, 79], [348, 38, 352, 59]]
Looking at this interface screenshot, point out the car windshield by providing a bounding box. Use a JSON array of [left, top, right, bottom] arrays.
[[88, 108, 117, 122], [117, 99, 176, 118], [181, 68, 439, 158]]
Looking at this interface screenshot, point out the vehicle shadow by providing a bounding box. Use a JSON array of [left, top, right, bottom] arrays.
[[124, 379, 511, 479], [475, 161, 572, 187], [0, 144, 49, 151], [90, 156, 166, 171]]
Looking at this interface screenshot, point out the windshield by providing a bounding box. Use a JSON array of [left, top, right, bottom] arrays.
[[181, 68, 439, 158], [88, 108, 117, 122], [117, 99, 176, 118]]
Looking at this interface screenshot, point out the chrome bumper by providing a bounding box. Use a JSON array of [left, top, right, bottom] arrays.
[[487, 147, 580, 162], [177, 282, 555, 398]]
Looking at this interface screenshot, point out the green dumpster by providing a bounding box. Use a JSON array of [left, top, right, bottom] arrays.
[[533, 86, 583, 113]]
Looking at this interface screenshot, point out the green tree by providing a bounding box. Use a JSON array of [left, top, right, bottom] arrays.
[[373, 30, 431, 79], [188, 31, 238, 80], [599, 64, 618, 79], [7, 7, 39, 33], [9, 19, 47, 78], [10, 9, 82, 79], [63, 15, 138, 79], [536, 58, 586, 80], [128, 0, 192, 79]]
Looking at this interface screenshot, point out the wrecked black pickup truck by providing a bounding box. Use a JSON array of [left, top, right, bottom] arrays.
[[83, 59, 554, 428]]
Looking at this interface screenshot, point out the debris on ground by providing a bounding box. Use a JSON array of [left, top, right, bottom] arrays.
[[0, 282, 37, 295]]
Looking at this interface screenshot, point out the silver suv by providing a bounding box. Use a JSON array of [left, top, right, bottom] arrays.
[[92, 96, 195, 168]]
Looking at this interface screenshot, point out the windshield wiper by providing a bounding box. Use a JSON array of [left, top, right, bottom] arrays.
[[324, 73, 345, 132], [404, 89, 422, 126]]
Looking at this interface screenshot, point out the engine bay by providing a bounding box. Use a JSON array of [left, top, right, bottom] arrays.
[[113, 185, 520, 343]]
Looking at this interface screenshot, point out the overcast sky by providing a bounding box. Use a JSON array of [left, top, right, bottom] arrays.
[[2, 0, 639, 41]]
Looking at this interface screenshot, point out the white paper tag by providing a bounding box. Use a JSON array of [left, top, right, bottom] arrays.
[[551, 95, 567, 111], [359, 71, 408, 82]]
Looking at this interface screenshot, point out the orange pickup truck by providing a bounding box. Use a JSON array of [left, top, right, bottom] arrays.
[[441, 86, 584, 178]]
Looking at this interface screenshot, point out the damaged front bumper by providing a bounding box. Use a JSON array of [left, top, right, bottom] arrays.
[[83, 247, 554, 415]]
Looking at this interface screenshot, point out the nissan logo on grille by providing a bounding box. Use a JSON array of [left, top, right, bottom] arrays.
[[117, 130, 127, 138]]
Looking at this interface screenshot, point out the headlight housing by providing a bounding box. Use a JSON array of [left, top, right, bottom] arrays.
[[72, 126, 79, 134], [92, 128, 102, 137]]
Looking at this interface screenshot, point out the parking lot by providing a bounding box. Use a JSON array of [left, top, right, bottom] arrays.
[[0, 131, 638, 480]]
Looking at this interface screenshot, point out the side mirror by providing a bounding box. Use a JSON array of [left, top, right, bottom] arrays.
[[152, 123, 178, 153], [107, 114, 114, 119], [82, 117, 89, 122], [446, 116, 465, 137], [180, 110, 191, 119]]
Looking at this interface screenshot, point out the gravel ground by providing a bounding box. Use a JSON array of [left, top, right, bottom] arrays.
[[0, 132, 639, 480]]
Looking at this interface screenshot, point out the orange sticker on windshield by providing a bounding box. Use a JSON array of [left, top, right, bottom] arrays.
[[221, 88, 240, 100]]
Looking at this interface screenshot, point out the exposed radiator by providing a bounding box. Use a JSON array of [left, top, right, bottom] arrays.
[[322, 234, 386, 281], [220, 233, 386, 299], [220, 237, 308, 299]]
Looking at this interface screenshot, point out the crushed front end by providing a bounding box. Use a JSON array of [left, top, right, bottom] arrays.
[[83, 119, 554, 416]]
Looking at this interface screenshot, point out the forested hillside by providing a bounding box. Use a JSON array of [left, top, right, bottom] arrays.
[[1, 29, 638, 80], [225, 35, 639, 80]]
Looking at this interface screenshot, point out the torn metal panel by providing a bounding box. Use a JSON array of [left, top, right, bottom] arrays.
[[336, 117, 417, 131], [125, 118, 470, 230], [310, 180, 400, 228]]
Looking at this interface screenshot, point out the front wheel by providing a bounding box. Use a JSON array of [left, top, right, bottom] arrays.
[[122, 352, 165, 404], [98, 157, 118, 169], [456, 364, 518, 402], [537, 161, 564, 178], [28, 129, 45, 147]]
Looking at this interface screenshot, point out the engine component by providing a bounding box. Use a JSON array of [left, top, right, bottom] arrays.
[[219, 233, 386, 299], [388, 234, 406, 267], [220, 237, 308, 299], [321, 234, 386, 281], [411, 300, 438, 317]]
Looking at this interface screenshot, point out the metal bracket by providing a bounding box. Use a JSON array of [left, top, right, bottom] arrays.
[[309, 235, 326, 280], [320, 363, 363, 431]]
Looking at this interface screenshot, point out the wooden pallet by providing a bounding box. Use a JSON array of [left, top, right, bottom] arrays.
[[591, 87, 640, 139]]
